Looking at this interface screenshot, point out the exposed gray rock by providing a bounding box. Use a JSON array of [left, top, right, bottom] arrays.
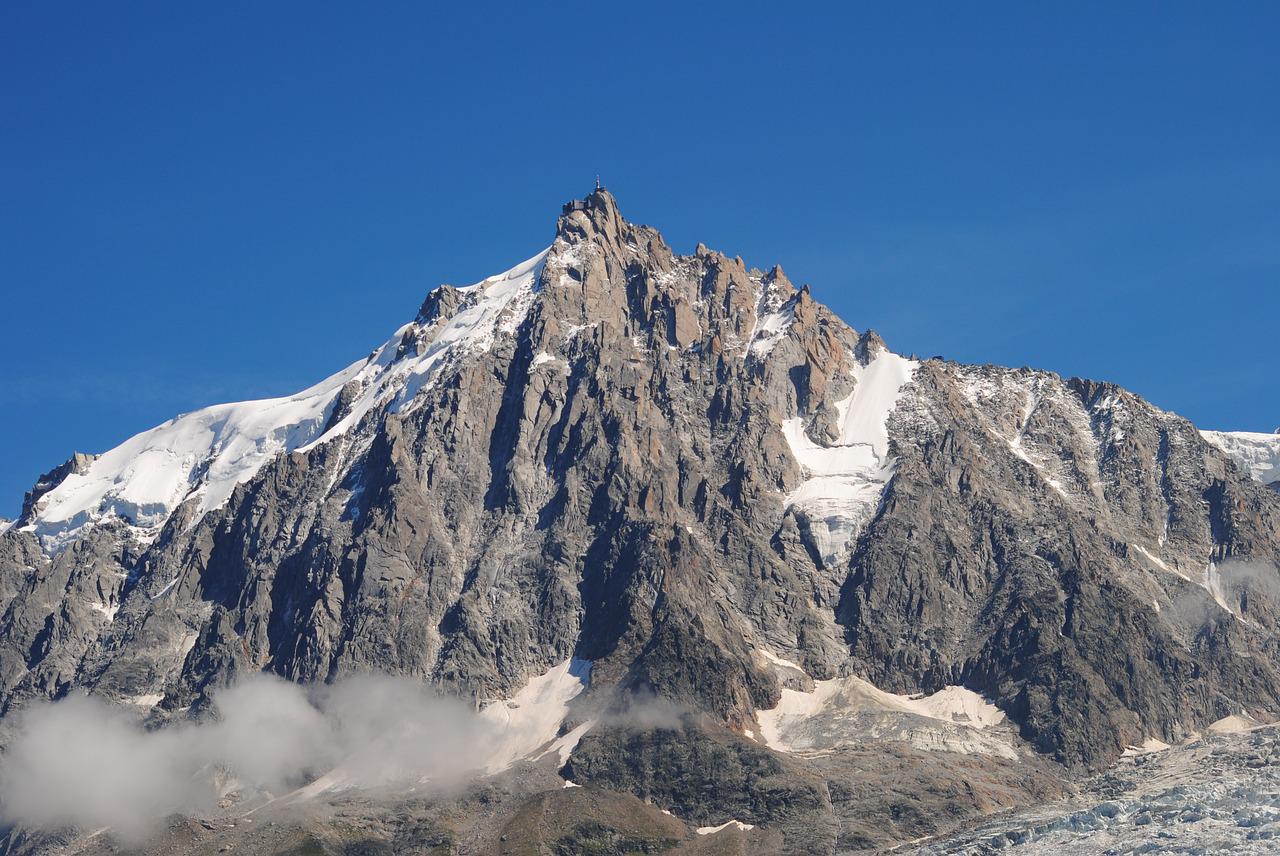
[[907, 723, 1280, 855], [564, 717, 838, 854], [17, 452, 95, 524], [2, 189, 1279, 853], [839, 367, 1280, 767]]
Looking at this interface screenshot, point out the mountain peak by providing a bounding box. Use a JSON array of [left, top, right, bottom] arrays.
[[6, 188, 1280, 833], [561, 186, 618, 216], [558, 187, 626, 246]]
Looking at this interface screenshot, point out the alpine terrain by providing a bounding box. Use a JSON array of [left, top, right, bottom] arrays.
[[1, 189, 1279, 855]]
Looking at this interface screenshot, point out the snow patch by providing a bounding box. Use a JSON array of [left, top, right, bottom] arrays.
[[756, 647, 806, 674], [755, 649, 1016, 760], [911, 685, 1008, 728], [478, 658, 591, 773], [747, 304, 794, 357], [1122, 737, 1171, 756], [743, 273, 797, 358], [151, 577, 179, 601], [780, 352, 918, 564], [1130, 543, 1190, 581], [176, 630, 199, 659], [535, 719, 595, 768], [1208, 714, 1263, 734], [89, 602, 118, 621], [1005, 432, 1068, 498], [280, 767, 350, 804], [697, 820, 755, 835]]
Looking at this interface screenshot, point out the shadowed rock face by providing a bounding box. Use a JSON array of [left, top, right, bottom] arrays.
[[1, 190, 1279, 807]]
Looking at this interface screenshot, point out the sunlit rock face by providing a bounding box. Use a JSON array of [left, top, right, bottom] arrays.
[[2, 189, 1280, 854]]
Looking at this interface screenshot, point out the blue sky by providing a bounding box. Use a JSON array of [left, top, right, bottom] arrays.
[[2, 2, 1277, 516]]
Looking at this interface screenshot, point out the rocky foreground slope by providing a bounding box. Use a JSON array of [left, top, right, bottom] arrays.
[[910, 718, 1280, 854], [1, 190, 1278, 854]]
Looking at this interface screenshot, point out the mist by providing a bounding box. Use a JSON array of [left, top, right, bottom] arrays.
[[604, 686, 688, 731], [1165, 557, 1280, 630], [0, 673, 495, 840]]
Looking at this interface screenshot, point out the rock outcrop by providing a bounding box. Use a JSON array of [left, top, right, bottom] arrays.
[[2, 189, 1279, 852]]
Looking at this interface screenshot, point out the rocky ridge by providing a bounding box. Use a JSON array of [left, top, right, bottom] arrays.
[[2, 189, 1279, 853]]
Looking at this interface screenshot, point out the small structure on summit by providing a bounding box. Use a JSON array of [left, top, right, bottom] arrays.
[[562, 178, 612, 215]]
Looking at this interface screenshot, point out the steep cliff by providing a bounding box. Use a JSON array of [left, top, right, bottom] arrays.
[[3, 190, 1278, 852]]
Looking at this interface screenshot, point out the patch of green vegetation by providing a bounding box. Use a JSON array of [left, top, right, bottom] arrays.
[[336, 842, 396, 856], [390, 818, 454, 852], [551, 822, 676, 856], [272, 836, 327, 856]]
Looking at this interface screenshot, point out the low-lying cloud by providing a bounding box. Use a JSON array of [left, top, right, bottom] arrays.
[[1165, 558, 1280, 629], [0, 673, 492, 841]]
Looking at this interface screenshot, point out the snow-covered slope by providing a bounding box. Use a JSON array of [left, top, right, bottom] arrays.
[[780, 349, 918, 564], [477, 658, 593, 773], [753, 648, 1019, 760], [1201, 429, 1280, 487], [20, 250, 548, 550]]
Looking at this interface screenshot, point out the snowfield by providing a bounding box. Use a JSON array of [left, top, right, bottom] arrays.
[[780, 350, 918, 565], [753, 648, 1019, 760], [1202, 429, 1280, 487], [20, 251, 548, 551], [478, 657, 593, 773]]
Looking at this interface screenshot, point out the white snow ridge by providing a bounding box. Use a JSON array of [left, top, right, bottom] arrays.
[[22, 251, 548, 551]]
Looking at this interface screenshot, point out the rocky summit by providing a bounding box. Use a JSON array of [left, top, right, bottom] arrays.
[[1, 190, 1279, 855]]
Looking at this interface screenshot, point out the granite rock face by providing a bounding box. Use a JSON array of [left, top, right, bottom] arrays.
[[2, 190, 1279, 851]]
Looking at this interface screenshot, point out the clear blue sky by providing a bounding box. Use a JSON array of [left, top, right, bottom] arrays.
[[2, 2, 1277, 516]]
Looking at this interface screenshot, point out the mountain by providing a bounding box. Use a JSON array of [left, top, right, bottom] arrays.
[[2, 189, 1279, 854], [1203, 429, 1280, 492]]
